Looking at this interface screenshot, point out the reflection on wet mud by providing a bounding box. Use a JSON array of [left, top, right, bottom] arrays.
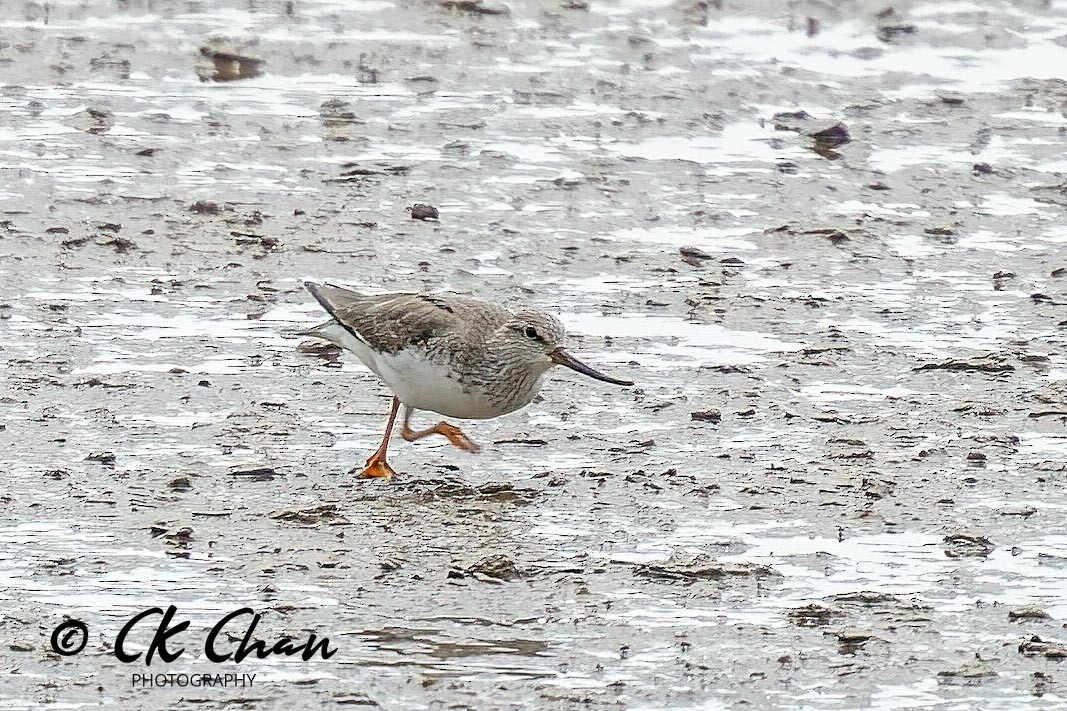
[[198, 46, 266, 82]]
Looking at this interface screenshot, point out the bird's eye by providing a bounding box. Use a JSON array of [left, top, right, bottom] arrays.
[[524, 326, 539, 339]]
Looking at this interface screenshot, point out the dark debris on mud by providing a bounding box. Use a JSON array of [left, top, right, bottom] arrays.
[[633, 554, 777, 583]]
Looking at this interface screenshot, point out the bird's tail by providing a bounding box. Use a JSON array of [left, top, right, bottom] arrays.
[[295, 320, 335, 338]]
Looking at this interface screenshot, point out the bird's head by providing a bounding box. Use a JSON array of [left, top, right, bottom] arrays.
[[498, 309, 633, 386]]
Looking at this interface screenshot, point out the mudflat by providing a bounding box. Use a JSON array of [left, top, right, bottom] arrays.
[[0, 0, 1065, 708]]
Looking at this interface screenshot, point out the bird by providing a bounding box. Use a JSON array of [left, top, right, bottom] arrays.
[[299, 281, 634, 478]]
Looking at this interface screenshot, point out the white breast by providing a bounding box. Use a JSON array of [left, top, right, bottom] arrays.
[[378, 349, 503, 419]]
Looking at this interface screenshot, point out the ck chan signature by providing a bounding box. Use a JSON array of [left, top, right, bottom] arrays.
[[50, 606, 337, 665]]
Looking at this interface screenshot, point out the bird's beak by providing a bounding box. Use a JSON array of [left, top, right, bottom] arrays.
[[550, 348, 633, 386]]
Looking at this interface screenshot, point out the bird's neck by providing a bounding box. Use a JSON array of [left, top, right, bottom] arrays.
[[483, 351, 552, 411]]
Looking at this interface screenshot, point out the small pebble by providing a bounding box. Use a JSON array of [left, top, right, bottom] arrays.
[[409, 204, 440, 220]]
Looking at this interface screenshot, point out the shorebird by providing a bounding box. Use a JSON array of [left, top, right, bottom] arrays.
[[300, 282, 633, 478]]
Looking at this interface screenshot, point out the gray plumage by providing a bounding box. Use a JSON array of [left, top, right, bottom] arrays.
[[299, 281, 633, 476], [301, 281, 631, 421], [304, 284, 521, 360]]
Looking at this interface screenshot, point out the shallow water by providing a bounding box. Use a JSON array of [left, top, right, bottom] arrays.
[[2, 0, 1066, 708]]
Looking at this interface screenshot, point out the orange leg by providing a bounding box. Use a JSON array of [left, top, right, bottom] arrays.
[[400, 406, 480, 453], [354, 396, 400, 478]]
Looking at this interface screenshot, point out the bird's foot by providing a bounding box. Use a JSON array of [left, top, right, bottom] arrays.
[[353, 453, 397, 478], [435, 422, 480, 453], [402, 421, 480, 453]]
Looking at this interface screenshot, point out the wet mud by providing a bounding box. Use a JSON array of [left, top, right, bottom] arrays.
[[0, 0, 1065, 708]]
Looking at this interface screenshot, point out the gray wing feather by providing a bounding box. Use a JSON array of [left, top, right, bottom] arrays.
[[302, 281, 511, 355]]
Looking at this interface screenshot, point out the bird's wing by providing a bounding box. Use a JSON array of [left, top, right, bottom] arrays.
[[303, 282, 510, 354]]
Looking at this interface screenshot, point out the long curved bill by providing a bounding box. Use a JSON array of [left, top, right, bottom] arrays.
[[550, 348, 633, 386]]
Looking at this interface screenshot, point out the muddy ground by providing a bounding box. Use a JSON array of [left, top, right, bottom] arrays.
[[1, 0, 1066, 708]]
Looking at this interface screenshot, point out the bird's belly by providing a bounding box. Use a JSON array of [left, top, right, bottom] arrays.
[[374, 349, 503, 419], [326, 330, 540, 419]]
